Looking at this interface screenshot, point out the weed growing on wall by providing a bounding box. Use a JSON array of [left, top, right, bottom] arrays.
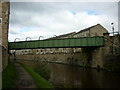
[[34, 64, 51, 80]]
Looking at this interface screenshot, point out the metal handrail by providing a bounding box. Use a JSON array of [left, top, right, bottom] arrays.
[[14, 38, 20, 42], [39, 36, 44, 40], [26, 37, 32, 41], [53, 35, 57, 37]]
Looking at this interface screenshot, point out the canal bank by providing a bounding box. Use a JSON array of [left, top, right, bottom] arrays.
[[18, 60, 120, 88], [2, 61, 54, 89], [18, 62, 54, 88], [2, 62, 19, 88], [11, 51, 120, 72]]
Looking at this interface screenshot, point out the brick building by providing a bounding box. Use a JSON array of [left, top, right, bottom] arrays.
[[73, 24, 108, 38], [0, 1, 10, 70]]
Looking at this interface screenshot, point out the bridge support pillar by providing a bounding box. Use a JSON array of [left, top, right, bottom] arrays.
[[91, 47, 104, 68]]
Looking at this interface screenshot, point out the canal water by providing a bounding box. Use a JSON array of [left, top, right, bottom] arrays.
[[22, 61, 120, 88]]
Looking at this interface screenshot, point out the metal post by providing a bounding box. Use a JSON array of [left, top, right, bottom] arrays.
[[13, 38, 20, 61], [111, 23, 114, 36], [111, 23, 115, 54]]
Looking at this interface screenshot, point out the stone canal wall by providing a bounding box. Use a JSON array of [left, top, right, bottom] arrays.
[[10, 45, 120, 72], [103, 55, 120, 72]]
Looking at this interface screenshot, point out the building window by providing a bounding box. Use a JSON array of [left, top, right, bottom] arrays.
[[0, 18, 2, 24]]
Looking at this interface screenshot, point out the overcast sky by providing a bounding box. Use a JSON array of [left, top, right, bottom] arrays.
[[9, 1, 118, 42]]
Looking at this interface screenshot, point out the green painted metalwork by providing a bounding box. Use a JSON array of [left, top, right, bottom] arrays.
[[9, 36, 104, 50]]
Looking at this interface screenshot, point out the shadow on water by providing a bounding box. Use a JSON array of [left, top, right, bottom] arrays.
[[21, 60, 120, 88], [0, 72, 2, 89]]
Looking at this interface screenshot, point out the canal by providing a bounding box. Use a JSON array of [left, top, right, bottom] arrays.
[[22, 61, 120, 88]]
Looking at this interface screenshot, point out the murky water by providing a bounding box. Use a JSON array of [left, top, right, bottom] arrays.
[[46, 63, 120, 88], [22, 61, 120, 88], [0, 72, 2, 89]]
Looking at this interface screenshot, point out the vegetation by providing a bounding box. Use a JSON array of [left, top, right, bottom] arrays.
[[34, 64, 51, 80], [104, 63, 120, 72], [19, 62, 54, 88], [63, 84, 72, 88], [2, 62, 19, 88]]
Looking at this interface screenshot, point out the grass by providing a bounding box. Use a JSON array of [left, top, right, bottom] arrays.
[[2, 62, 19, 88], [34, 64, 51, 80], [19, 62, 54, 88]]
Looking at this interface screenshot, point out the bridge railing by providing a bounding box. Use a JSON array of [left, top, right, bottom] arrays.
[[9, 36, 104, 50]]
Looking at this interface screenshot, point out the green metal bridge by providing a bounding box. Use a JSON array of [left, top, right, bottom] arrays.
[[9, 36, 104, 50]]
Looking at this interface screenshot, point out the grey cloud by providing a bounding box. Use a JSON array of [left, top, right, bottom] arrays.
[[9, 2, 118, 41], [10, 2, 117, 15], [10, 2, 117, 23]]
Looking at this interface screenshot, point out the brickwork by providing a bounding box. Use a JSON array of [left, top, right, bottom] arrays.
[[104, 33, 120, 55], [0, 1, 2, 71], [90, 24, 108, 37], [10, 52, 90, 67], [0, 1, 10, 70], [0, 1, 2, 46], [73, 24, 108, 38]]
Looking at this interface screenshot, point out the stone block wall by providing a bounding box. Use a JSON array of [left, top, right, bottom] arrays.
[[99, 33, 120, 71], [90, 24, 108, 37], [0, 1, 10, 70], [10, 48, 95, 67], [0, 2, 2, 72]]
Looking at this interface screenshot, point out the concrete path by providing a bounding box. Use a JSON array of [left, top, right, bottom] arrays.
[[14, 63, 37, 88]]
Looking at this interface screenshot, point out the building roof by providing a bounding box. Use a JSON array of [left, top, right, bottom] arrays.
[[76, 24, 101, 34], [46, 32, 76, 40], [45, 24, 107, 40]]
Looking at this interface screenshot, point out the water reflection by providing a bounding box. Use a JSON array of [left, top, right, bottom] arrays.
[[46, 63, 120, 88], [22, 61, 120, 88], [0, 72, 2, 89]]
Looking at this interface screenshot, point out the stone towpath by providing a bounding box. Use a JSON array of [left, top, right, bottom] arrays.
[[14, 63, 37, 88]]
